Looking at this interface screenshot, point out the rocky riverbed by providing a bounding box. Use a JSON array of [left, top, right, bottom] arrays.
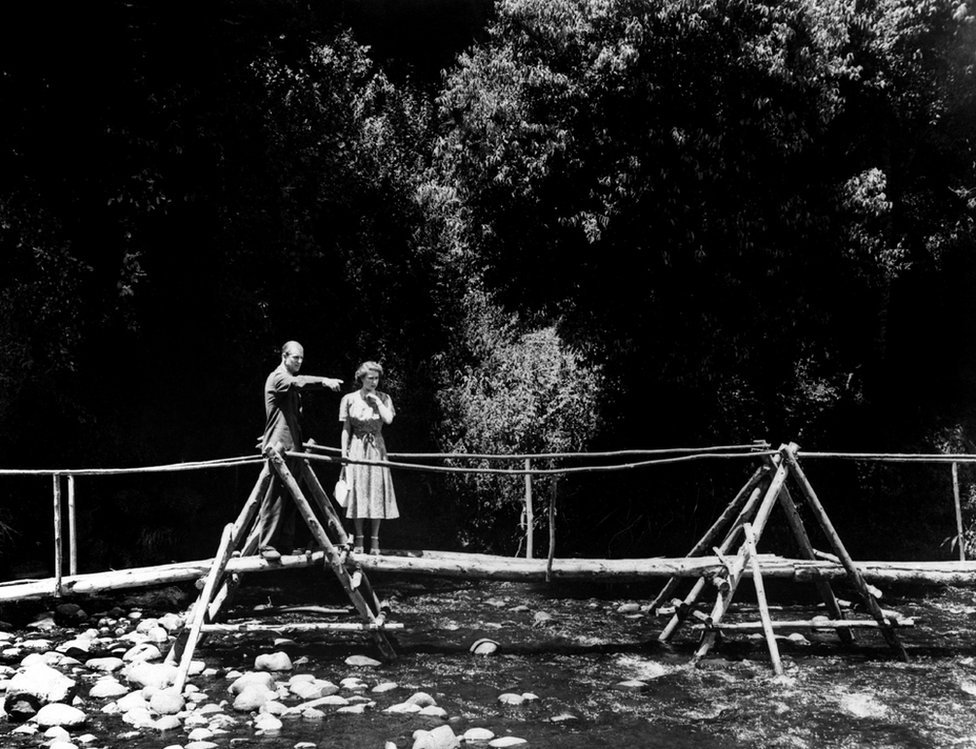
[[1, 572, 976, 748]]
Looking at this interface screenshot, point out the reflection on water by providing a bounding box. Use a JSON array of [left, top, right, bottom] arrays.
[[6, 573, 976, 749]]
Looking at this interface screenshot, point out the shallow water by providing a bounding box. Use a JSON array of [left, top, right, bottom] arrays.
[[6, 573, 976, 748]]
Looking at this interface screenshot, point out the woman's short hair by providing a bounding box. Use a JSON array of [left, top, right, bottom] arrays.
[[355, 361, 383, 383]]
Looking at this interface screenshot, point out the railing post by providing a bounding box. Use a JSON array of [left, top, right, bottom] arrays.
[[953, 462, 966, 562], [68, 474, 77, 575], [52, 474, 63, 597], [524, 459, 534, 559]]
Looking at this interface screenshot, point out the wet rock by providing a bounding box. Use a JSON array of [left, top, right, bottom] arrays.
[[254, 651, 292, 672], [372, 681, 398, 693], [5, 662, 77, 719], [125, 661, 176, 690], [549, 712, 578, 723], [260, 700, 288, 716], [463, 727, 495, 741], [88, 679, 128, 699], [28, 614, 56, 631], [469, 638, 499, 656], [412, 724, 458, 749], [188, 727, 215, 741], [121, 705, 156, 728], [122, 643, 162, 663], [186, 741, 219, 749], [419, 705, 448, 718], [158, 613, 183, 632], [44, 725, 72, 741], [345, 654, 382, 667], [616, 603, 640, 615], [488, 738, 527, 747], [48, 740, 77, 749], [254, 712, 283, 731], [149, 688, 185, 715], [301, 708, 326, 720], [406, 691, 437, 707], [154, 715, 182, 731], [233, 685, 275, 712], [386, 701, 423, 714], [337, 703, 369, 714], [85, 657, 124, 673], [229, 672, 276, 694], [35, 702, 87, 728], [521, 692, 538, 702], [54, 603, 89, 626]]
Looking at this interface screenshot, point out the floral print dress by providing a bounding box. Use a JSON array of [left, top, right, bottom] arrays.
[[339, 390, 399, 519]]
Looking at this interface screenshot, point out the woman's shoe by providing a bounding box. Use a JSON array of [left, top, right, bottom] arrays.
[[369, 536, 381, 556], [353, 535, 364, 554]]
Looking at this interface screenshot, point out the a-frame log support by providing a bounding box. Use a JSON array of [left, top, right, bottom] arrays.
[[165, 448, 397, 688]]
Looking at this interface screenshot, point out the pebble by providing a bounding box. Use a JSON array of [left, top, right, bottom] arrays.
[[372, 681, 398, 693], [497, 693, 524, 705], [86, 657, 124, 673], [44, 725, 71, 739], [463, 727, 495, 741], [419, 705, 448, 718], [154, 715, 182, 731], [412, 724, 457, 749], [337, 703, 369, 714]]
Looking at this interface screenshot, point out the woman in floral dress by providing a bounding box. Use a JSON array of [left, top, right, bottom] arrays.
[[339, 361, 398, 554]]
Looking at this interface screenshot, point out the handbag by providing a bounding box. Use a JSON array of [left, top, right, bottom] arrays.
[[334, 474, 349, 508]]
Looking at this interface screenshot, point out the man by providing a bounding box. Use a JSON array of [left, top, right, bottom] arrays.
[[249, 340, 343, 556]]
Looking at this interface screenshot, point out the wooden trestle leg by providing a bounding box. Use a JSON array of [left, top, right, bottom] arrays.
[[776, 482, 854, 645], [692, 460, 790, 664], [165, 466, 273, 667], [782, 444, 908, 661], [659, 479, 767, 642], [649, 466, 769, 614], [266, 447, 396, 660], [743, 523, 783, 675]]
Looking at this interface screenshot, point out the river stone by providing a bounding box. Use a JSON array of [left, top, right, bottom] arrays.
[[125, 662, 176, 690], [301, 707, 326, 720], [35, 702, 87, 728], [122, 643, 162, 663], [337, 703, 368, 714], [463, 727, 495, 741], [153, 714, 182, 731], [289, 680, 325, 699], [188, 727, 215, 740], [488, 738, 527, 748], [57, 637, 92, 654], [412, 724, 458, 749], [497, 693, 524, 705], [122, 706, 156, 728], [520, 692, 538, 702], [233, 685, 275, 712], [86, 657, 124, 673], [150, 688, 185, 715], [254, 712, 282, 731], [229, 672, 276, 694], [254, 652, 292, 672], [372, 681, 398, 693], [296, 743, 318, 749], [386, 701, 422, 714], [549, 712, 579, 723], [5, 662, 77, 718], [28, 615, 56, 631], [11, 724, 37, 735], [115, 690, 150, 711], [48, 740, 77, 749], [470, 639, 499, 656], [45, 725, 71, 741], [158, 613, 183, 632], [344, 654, 382, 668], [144, 627, 170, 644], [616, 602, 641, 614], [314, 695, 349, 707], [406, 691, 437, 707], [419, 705, 448, 718], [186, 742, 219, 749]]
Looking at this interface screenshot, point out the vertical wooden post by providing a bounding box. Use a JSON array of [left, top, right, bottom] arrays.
[[67, 475, 77, 576], [953, 462, 966, 562], [524, 459, 534, 560], [52, 474, 63, 597], [546, 477, 557, 582]]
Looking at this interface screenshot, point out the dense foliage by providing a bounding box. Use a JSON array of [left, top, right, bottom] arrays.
[[0, 0, 974, 568]]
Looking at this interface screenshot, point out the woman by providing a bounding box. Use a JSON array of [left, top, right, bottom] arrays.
[[339, 361, 398, 554]]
